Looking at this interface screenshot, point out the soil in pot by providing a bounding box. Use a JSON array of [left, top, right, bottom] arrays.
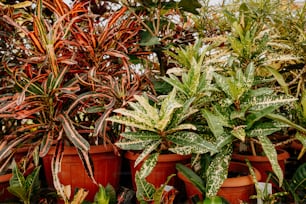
[[178, 162, 261, 204], [42, 144, 122, 202]]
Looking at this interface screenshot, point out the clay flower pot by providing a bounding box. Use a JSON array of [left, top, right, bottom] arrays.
[[178, 162, 261, 204], [42, 144, 122, 202], [232, 149, 289, 183], [125, 151, 191, 190], [0, 173, 14, 202]]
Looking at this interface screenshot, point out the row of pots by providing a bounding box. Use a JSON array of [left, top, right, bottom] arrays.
[[0, 145, 290, 203]]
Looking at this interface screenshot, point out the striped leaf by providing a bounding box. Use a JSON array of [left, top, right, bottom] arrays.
[[77, 148, 97, 185], [57, 113, 90, 152], [39, 130, 54, 157], [51, 141, 68, 203]]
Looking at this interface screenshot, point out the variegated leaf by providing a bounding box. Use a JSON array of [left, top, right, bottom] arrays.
[[247, 95, 297, 111], [115, 139, 152, 150], [247, 122, 281, 137], [257, 135, 284, 186], [202, 109, 226, 138], [107, 116, 156, 132], [206, 145, 232, 197], [169, 146, 194, 155], [169, 97, 197, 127], [135, 141, 161, 167], [157, 89, 182, 131], [165, 124, 196, 135], [138, 153, 159, 179], [244, 62, 255, 89], [122, 131, 160, 141], [161, 75, 189, 96], [134, 95, 159, 122], [213, 72, 232, 99], [168, 131, 218, 154], [111, 109, 155, 128], [135, 171, 155, 202], [231, 126, 246, 141]]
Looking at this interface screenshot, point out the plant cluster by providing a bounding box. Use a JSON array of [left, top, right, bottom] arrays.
[[0, 0, 305, 203]]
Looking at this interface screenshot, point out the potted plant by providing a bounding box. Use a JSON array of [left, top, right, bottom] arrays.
[[0, 0, 151, 202], [107, 88, 218, 192], [176, 159, 261, 204]]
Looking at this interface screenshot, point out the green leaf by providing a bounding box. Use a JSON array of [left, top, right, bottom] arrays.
[[246, 105, 279, 129], [264, 66, 288, 94], [178, 0, 201, 14], [153, 174, 176, 203], [8, 165, 41, 203], [176, 163, 205, 194], [290, 163, 306, 191], [140, 31, 160, 46]]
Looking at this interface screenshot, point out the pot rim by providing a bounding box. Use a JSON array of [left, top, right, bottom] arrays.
[[178, 161, 261, 188], [232, 149, 290, 162], [124, 151, 191, 162], [46, 144, 116, 155]]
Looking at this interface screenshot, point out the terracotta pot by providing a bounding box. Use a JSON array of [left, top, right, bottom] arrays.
[[290, 140, 306, 162], [42, 145, 122, 202], [125, 151, 191, 190], [0, 145, 34, 202], [178, 162, 261, 204], [232, 149, 290, 183], [0, 173, 14, 202]]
